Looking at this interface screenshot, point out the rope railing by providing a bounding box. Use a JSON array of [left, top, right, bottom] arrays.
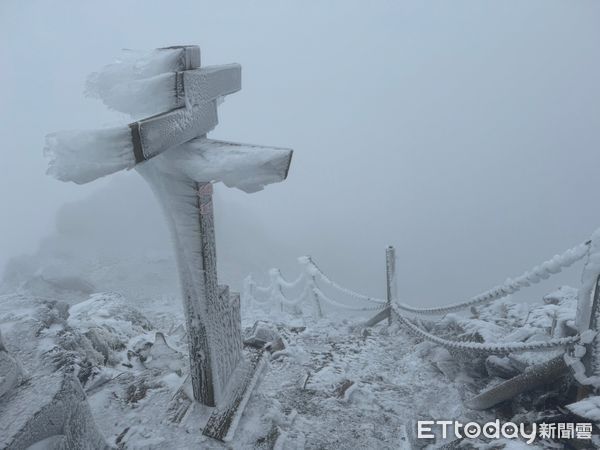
[[275, 270, 305, 290], [244, 240, 591, 317], [302, 242, 591, 315], [274, 284, 312, 307], [243, 230, 600, 365], [313, 286, 387, 312], [305, 257, 388, 305], [391, 304, 581, 355]]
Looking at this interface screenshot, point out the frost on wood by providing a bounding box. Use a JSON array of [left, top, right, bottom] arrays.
[[153, 138, 292, 194], [86, 45, 201, 113], [362, 307, 391, 328], [45, 100, 221, 184], [581, 274, 600, 383], [45, 44, 291, 187], [203, 347, 268, 442], [137, 166, 243, 405], [93, 64, 241, 117], [465, 355, 568, 410], [569, 229, 600, 387], [0, 370, 108, 450], [576, 230, 600, 331], [210, 286, 243, 401], [45, 44, 293, 412]]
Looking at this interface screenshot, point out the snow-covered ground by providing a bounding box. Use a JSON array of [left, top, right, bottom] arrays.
[[3, 277, 593, 449], [0, 288, 467, 449]]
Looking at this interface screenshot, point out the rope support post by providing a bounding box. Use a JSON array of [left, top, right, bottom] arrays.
[[385, 246, 397, 325]]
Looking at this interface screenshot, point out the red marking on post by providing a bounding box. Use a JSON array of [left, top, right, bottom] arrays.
[[200, 201, 213, 215], [198, 183, 213, 196]]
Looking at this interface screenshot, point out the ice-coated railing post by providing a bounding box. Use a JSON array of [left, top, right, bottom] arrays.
[[242, 276, 254, 307], [300, 257, 324, 319], [276, 269, 302, 315], [268, 269, 284, 313], [385, 246, 397, 325]]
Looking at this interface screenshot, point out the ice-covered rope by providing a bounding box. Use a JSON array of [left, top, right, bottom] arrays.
[[244, 272, 311, 308], [302, 258, 387, 305], [275, 271, 306, 290], [396, 241, 590, 315], [273, 284, 312, 307], [391, 304, 580, 355], [242, 277, 272, 305], [245, 291, 272, 305], [253, 283, 272, 295], [306, 241, 590, 315], [313, 286, 388, 312]]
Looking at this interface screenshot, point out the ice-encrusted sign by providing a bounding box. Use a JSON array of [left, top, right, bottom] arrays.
[[44, 46, 292, 422]]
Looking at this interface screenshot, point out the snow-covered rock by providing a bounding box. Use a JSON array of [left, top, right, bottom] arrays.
[[0, 329, 24, 399], [68, 293, 153, 340], [566, 395, 600, 421], [144, 332, 185, 374], [0, 370, 109, 449]]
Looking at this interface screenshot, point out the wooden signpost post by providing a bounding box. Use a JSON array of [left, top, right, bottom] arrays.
[[45, 45, 292, 441]]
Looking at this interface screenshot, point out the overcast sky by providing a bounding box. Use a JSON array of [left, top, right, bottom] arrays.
[[1, 1, 599, 305]]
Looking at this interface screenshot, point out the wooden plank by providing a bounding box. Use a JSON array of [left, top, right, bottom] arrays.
[[209, 285, 243, 402], [179, 65, 241, 108], [130, 101, 218, 162], [197, 183, 244, 406], [582, 274, 600, 379], [363, 307, 391, 328], [103, 64, 240, 117], [465, 355, 568, 410], [203, 347, 268, 442], [166, 375, 193, 424], [182, 139, 293, 183], [159, 45, 201, 71]]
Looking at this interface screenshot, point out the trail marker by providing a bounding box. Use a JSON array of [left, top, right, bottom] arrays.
[[45, 45, 292, 441]]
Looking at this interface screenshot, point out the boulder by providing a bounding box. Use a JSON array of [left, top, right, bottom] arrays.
[[0, 329, 24, 399], [0, 370, 109, 449]]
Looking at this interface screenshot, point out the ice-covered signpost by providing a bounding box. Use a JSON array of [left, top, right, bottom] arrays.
[[44, 45, 292, 441]]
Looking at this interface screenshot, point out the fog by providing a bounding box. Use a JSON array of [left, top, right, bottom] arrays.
[[1, 1, 599, 306]]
